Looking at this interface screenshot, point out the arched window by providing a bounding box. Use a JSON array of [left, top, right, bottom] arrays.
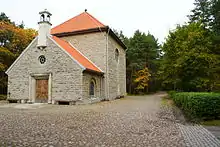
[[89, 79, 95, 96], [115, 49, 119, 62], [47, 15, 50, 21], [41, 14, 45, 21]]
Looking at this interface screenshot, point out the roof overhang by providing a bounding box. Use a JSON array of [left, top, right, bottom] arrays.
[[51, 26, 127, 50], [84, 68, 104, 76]]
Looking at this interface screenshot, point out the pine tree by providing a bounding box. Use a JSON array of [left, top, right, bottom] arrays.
[[188, 0, 212, 27], [211, 0, 220, 34], [0, 12, 11, 23]]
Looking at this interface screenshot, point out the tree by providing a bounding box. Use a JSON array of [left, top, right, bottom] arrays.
[[0, 21, 36, 54], [208, 0, 220, 91], [18, 21, 25, 29], [126, 30, 160, 94], [188, 0, 212, 27], [208, 0, 220, 34], [113, 29, 129, 45], [160, 22, 219, 91], [0, 13, 36, 94], [134, 67, 151, 93], [0, 47, 15, 94], [0, 12, 11, 23], [189, 0, 220, 33]]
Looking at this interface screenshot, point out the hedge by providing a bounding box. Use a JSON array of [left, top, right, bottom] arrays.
[[169, 92, 220, 120]]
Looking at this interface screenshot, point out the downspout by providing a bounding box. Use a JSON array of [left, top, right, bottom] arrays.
[[105, 27, 110, 100], [100, 75, 103, 99], [81, 72, 83, 102]]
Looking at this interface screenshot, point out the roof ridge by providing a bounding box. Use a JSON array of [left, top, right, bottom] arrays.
[[52, 12, 84, 31], [51, 11, 106, 35], [84, 12, 105, 27]]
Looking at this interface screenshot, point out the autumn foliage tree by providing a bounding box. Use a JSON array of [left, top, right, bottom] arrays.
[[0, 13, 36, 94], [134, 67, 151, 93]]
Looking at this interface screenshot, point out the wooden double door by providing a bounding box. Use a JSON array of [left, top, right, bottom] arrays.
[[36, 79, 48, 103]]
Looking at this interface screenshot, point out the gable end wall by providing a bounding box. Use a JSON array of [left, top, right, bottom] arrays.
[[7, 37, 83, 102]]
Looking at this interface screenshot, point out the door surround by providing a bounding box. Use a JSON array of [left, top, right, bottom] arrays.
[[29, 73, 52, 103]]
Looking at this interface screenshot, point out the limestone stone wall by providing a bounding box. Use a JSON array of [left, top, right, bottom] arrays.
[[61, 32, 126, 100], [82, 73, 103, 103], [61, 32, 107, 72], [61, 32, 108, 100], [107, 36, 126, 100], [7, 37, 83, 102]]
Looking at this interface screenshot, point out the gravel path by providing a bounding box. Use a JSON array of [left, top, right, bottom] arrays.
[[1, 94, 219, 147], [0, 94, 185, 147]]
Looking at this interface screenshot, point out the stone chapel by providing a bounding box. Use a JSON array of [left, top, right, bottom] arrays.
[[6, 9, 126, 104]]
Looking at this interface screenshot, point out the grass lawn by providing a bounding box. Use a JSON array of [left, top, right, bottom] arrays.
[[201, 120, 220, 126], [161, 96, 174, 107]]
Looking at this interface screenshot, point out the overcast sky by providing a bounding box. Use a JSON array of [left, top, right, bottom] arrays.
[[1, 0, 195, 43]]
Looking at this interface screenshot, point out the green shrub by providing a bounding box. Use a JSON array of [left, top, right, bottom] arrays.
[[169, 92, 220, 120], [0, 95, 7, 101], [168, 91, 176, 98]]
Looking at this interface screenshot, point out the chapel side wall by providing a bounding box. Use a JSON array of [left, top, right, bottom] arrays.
[[61, 32, 107, 72], [107, 35, 126, 100], [7, 38, 83, 102], [82, 73, 103, 103]]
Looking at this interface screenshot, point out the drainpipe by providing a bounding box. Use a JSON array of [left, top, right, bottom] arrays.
[[105, 27, 110, 100], [100, 75, 103, 99]]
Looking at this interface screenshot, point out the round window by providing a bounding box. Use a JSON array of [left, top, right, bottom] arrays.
[[39, 55, 46, 64]]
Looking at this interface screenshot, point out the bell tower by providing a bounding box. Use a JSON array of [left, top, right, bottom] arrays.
[[37, 9, 52, 48]]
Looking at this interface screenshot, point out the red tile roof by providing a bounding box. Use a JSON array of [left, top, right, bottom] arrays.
[[52, 36, 102, 73], [51, 12, 105, 35]]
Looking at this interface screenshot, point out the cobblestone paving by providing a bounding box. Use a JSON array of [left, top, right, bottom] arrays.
[[178, 124, 220, 147], [205, 126, 220, 140], [0, 94, 185, 147]]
